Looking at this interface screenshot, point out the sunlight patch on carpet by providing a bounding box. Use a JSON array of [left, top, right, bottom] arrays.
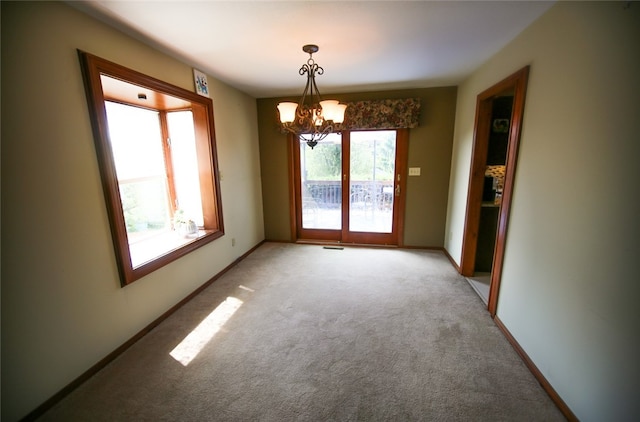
[[170, 297, 243, 366]]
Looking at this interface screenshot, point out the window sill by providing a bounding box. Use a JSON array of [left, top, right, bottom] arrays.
[[129, 229, 213, 268]]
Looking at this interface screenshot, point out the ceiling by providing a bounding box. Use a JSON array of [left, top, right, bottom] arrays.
[[69, 1, 554, 99]]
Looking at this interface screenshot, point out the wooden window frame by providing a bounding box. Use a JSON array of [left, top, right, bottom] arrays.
[[79, 51, 224, 286]]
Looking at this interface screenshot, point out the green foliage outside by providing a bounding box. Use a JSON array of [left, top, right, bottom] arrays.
[[302, 131, 396, 181], [120, 180, 170, 233], [302, 142, 341, 180]]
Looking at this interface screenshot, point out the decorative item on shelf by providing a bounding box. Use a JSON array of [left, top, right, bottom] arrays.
[[485, 165, 506, 205], [184, 220, 198, 237], [277, 44, 347, 149], [173, 210, 198, 237]]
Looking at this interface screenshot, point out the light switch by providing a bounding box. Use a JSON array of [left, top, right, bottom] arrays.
[[408, 167, 421, 176]]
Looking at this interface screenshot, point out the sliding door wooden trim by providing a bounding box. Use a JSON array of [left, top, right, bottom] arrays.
[[340, 131, 351, 235], [395, 128, 409, 248], [287, 133, 298, 242]]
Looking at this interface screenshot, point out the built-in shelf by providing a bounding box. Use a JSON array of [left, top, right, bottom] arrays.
[[481, 201, 501, 208]]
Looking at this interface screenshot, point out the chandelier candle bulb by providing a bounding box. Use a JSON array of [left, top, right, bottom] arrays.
[[319, 100, 340, 121], [333, 104, 347, 124], [277, 102, 297, 123]]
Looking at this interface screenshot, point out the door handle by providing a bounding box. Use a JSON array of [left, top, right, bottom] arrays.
[[395, 184, 400, 197]]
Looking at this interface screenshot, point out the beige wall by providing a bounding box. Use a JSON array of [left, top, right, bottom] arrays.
[[1, 2, 264, 421], [445, 2, 640, 420], [258, 87, 457, 246]]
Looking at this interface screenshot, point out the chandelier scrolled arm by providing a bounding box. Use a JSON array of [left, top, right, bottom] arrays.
[[277, 45, 347, 149]]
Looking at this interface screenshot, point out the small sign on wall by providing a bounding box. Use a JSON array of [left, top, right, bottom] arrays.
[[193, 69, 210, 97]]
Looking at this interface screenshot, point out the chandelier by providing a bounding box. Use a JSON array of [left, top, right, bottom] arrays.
[[277, 44, 347, 149]]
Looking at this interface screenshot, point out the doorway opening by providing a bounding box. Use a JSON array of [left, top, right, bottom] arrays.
[[467, 94, 512, 304], [460, 66, 529, 316], [290, 129, 408, 246]]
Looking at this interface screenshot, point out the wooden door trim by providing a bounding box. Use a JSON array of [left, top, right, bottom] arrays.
[[288, 133, 297, 242], [394, 128, 409, 248], [460, 101, 493, 276], [341, 131, 351, 236], [460, 66, 530, 316]]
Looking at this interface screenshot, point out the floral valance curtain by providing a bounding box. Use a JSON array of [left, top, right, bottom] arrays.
[[340, 98, 421, 130]]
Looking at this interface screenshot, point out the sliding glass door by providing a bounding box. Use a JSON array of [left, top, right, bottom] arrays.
[[348, 130, 396, 233], [299, 133, 343, 231], [293, 129, 407, 245]]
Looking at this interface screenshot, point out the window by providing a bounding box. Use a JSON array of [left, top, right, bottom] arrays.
[[79, 51, 224, 286]]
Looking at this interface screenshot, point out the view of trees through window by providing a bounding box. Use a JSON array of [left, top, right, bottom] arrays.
[[106, 102, 170, 237], [303, 130, 396, 181], [105, 102, 204, 247], [80, 51, 224, 285], [299, 130, 397, 233]]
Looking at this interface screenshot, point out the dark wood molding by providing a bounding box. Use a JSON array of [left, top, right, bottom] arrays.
[[487, 67, 529, 316], [20, 240, 265, 422], [341, 130, 352, 239], [460, 98, 492, 276], [458, 66, 530, 317], [442, 247, 462, 273], [493, 316, 578, 422], [395, 128, 409, 248], [287, 133, 298, 242], [401, 245, 444, 251]]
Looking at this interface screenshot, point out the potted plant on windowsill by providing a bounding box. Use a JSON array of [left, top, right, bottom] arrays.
[[173, 210, 198, 237]]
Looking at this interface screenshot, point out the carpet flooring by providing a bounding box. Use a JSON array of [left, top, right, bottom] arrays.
[[39, 243, 565, 421]]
